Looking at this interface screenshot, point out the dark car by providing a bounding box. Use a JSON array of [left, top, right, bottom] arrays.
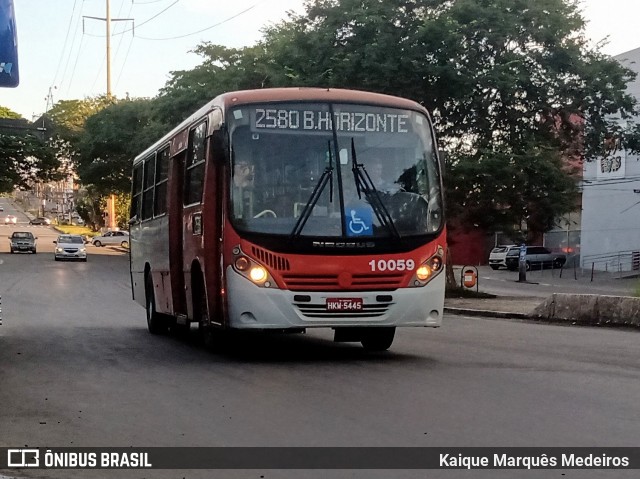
[[9, 231, 37, 254], [505, 246, 566, 271], [29, 217, 51, 225]]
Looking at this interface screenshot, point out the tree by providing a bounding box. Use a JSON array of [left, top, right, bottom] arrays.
[[154, 43, 274, 128], [47, 96, 113, 139], [75, 98, 163, 195], [0, 134, 60, 193], [0, 106, 23, 119], [260, 0, 639, 238]]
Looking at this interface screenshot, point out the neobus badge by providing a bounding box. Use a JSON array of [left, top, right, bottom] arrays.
[[312, 241, 376, 248]]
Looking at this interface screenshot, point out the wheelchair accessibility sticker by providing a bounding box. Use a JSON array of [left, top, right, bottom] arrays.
[[346, 207, 373, 237]]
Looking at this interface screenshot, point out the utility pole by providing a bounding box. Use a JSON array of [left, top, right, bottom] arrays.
[[83, 0, 133, 231], [106, 0, 111, 99]]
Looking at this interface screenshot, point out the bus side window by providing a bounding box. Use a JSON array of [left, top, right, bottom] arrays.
[[0, 0, 19, 87], [130, 163, 143, 221], [184, 121, 207, 205]]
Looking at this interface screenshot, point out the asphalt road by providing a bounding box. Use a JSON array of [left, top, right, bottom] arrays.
[[1, 232, 639, 479]]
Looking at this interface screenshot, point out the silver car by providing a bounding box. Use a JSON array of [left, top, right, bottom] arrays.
[[91, 230, 129, 248], [54, 234, 88, 262]]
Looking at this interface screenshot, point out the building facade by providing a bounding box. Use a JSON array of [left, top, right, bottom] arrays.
[[580, 46, 640, 272]]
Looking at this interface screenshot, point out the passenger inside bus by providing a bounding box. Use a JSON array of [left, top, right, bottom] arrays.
[[232, 158, 256, 219]]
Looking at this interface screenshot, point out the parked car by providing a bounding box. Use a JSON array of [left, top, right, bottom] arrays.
[[4, 214, 17, 224], [505, 246, 566, 271], [91, 230, 129, 248], [488, 244, 518, 270], [0, 205, 4, 211], [9, 231, 37, 253], [54, 234, 87, 262], [29, 217, 51, 225]]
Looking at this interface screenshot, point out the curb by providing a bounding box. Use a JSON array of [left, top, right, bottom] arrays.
[[444, 307, 531, 320], [444, 307, 640, 330]]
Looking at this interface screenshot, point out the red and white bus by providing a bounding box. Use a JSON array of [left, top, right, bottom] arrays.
[[129, 88, 445, 351]]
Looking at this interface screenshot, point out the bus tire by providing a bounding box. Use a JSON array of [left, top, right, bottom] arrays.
[[360, 327, 395, 352], [146, 275, 168, 334]]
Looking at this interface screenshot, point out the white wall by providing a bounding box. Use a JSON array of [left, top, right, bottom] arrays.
[[580, 47, 640, 270]]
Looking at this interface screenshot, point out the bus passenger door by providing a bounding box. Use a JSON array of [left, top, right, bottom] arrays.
[[168, 150, 186, 316]]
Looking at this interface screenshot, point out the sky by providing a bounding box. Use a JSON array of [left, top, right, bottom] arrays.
[[0, 0, 639, 121]]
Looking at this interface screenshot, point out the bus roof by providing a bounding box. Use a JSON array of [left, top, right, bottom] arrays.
[[133, 87, 428, 165]]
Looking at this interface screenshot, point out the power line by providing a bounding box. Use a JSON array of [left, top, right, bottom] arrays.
[[58, 0, 86, 96], [51, 0, 79, 88], [135, 2, 262, 41]]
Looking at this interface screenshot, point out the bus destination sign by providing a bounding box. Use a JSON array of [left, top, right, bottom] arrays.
[[252, 108, 411, 134]]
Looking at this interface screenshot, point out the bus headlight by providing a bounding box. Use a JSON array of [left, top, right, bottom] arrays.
[[410, 247, 444, 287], [416, 265, 431, 281], [249, 266, 267, 283], [231, 246, 278, 288]]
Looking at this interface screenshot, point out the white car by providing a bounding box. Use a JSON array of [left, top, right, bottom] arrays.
[[91, 230, 129, 248], [488, 244, 518, 270], [54, 234, 87, 262], [4, 214, 17, 224]]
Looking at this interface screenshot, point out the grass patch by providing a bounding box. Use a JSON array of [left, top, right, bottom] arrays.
[[53, 225, 96, 237], [445, 286, 496, 299]]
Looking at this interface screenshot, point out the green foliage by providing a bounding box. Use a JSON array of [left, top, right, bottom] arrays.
[[0, 106, 23, 119], [75, 187, 105, 231], [0, 134, 61, 193], [446, 141, 578, 240], [115, 192, 131, 230], [47, 96, 113, 140], [155, 44, 272, 128], [76, 98, 163, 195]]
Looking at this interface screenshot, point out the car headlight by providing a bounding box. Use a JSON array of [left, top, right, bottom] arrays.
[[79, 248, 86, 253], [56, 247, 64, 253]]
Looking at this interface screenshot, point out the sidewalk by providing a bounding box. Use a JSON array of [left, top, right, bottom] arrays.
[[445, 265, 640, 323]]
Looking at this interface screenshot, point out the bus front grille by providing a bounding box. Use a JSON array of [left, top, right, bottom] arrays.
[[281, 273, 403, 291], [251, 246, 290, 271]]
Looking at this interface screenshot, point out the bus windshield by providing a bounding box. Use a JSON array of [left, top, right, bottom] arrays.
[[228, 102, 443, 239]]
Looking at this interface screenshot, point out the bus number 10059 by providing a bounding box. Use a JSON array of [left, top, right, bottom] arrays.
[[369, 259, 415, 272]]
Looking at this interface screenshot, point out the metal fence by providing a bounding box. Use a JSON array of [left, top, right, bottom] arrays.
[[580, 250, 640, 277]]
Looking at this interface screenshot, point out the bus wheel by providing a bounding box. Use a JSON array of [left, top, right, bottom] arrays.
[[360, 327, 395, 352], [193, 275, 221, 351], [146, 275, 168, 334]]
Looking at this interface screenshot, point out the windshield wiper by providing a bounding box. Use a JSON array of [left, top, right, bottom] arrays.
[[289, 141, 334, 240], [350, 138, 400, 239]]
